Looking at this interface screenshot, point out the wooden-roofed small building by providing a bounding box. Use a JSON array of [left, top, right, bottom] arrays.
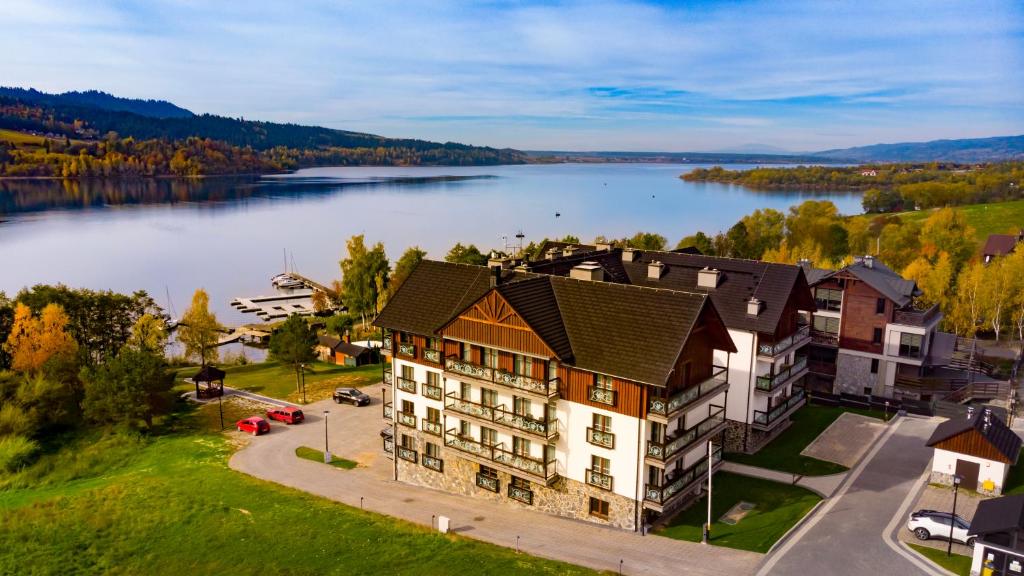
[[192, 365, 226, 399], [968, 494, 1024, 576], [926, 407, 1021, 495]]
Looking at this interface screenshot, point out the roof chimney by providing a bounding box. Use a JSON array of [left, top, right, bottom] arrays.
[[966, 406, 975, 420], [697, 267, 721, 289], [747, 297, 764, 317], [863, 255, 874, 269], [488, 256, 511, 270], [489, 265, 502, 288], [647, 261, 664, 280], [622, 248, 636, 262], [562, 245, 579, 258], [595, 242, 612, 252], [570, 262, 604, 282], [797, 258, 812, 270], [343, 330, 351, 344]]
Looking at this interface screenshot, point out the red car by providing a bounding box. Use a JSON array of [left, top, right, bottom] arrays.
[[236, 416, 270, 436], [266, 406, 305, 425]]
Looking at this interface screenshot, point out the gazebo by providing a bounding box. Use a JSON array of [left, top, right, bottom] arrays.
[[193, 365, 227, 399]]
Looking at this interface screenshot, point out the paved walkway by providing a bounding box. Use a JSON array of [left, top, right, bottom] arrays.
[[757, 416, 946, 576], [228, 386, 761, 575], [720, 461, 846, 498], [801, 412, 889, 468], [184, 386, 298, 408]]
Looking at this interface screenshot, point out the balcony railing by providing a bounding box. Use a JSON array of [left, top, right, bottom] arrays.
[[423, 348, 442, 363], [586, 469, 613, 491], [422, 382, 443, 401], [755, 356, 808, 392], [476, 472, 500, 493], [648, 366, 728, 418], [810, 330, 839, 347], [893, 303, 941, 327], [383, 335, 393, 351], [758, 325, 810, 357], [444, 357, 559, 398], [753, 388, 806, 427], [587, 386, 616, 406], [397, 446, 418, 463], [383, 401, 393, 420], [587, 427, 615, 449], [445, 392, 557, 439], [384, 368, 393, 384], [397, 411, 417, 428], [398, 343, 415, 357], [646, 405, 725, 462], [445, 429, 557, 482], [421, 454, 443, 472], [383, 437, 394, 454], [397, 376, 417, 394], [421, 419, 442, 436], [508, 484, 533, 505], [645, 446, 722, 505]]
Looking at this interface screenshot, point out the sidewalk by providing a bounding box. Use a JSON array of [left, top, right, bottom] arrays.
[[720, 461, 846, 497], [227, 387, 761, 576]]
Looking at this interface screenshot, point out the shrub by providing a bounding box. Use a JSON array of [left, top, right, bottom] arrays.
[[0, 434, 39, 473]]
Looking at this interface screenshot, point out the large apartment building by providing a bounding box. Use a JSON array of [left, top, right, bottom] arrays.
[[526, 247, 817, 453], [374, 260, 736, 530]]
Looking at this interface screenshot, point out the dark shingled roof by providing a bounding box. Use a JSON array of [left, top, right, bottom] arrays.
[[317, 335, 341, 349], [984, 234, 1021, 257], [376, 260, 736, 386], [926, 410, 1022, 463], [969, 494, 1024, 536], [809, 258, 919, 307], [193, 365, 226, 382], [336, 341, 369, 356]]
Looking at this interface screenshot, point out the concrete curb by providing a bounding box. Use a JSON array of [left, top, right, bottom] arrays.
[[766, 499, 826, 555]]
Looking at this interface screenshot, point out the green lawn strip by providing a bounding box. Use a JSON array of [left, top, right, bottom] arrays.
[[725, 405, 884, 476], [656, 472, 821, 553], [0, 402, 598, 576], [295, 445, 358, 469], [907, 543, 972, 575], [854, 199, 1024, 245], [174, 360, 384, 403], [1002, 448, 1024, 495]]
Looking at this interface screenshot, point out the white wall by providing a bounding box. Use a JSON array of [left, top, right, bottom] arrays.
[[932, 448, 1009, 491], [715, 328, 755, 424], [558, 399, 641, 500]]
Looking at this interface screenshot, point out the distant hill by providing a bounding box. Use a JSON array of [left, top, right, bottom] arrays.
[[815, 135, 1024, 163], [525, 150, 836, 164], [0, 87, 193, 119]]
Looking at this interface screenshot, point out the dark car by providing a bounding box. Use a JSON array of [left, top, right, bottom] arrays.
[[333, 387, 371, 406]]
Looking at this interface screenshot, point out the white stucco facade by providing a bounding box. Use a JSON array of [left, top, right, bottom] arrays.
[[932, 447, 1010, 493]]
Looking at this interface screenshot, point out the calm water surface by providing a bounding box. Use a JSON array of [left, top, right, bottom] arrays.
[[1, 163, 861, 323]]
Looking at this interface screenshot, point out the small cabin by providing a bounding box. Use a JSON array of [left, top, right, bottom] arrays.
[[969, 494, 1024, 576], [926, 408, 1021, 495]]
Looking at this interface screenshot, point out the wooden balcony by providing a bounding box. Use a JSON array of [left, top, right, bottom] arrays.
[[587, 386, 616, 406], [585, 469, 613, 491], [644, 446, 723, 510], [646, 405, 725, 465], [421, 418, 442, 436], [647, 366, 727, 422], [444, 356, 558, 399], [422, 348, 442, 364], [444, 392, 557, 439], [396, 411, 417, 428], [758, 325, 810, 358], [755, 356, 808, 393], [586, 427, 615, 449], [507, 483, 534, 505], [421, 453, 444, 472], [445, 429, 558, 484], [421, 381, 443, 401], [397, 342, 416, 358], [752, 388, 806, 430]]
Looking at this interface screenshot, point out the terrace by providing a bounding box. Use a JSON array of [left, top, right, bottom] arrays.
[[644, 446, 723, 511], [752, 388, 806, 430], [445, 429, 558, 484], [755, 356, 808, 393], [444, 356, 559, 399], [647, 366, 728, 422], [646, 405, 726, 466]]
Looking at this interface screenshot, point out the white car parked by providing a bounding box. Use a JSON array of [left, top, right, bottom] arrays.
[[907, 510, 976, 547]]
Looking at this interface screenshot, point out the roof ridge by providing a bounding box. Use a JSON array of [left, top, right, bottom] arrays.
[[547, 273, 709, 299]]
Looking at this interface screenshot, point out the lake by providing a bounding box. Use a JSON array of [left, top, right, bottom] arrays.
[[0, 163, 861, 325]]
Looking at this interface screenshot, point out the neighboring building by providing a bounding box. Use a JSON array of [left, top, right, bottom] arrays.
[[316, 334, 341, 362], [375, 260, 737, 530], [860, 169, 878, 177], [527, 247, 817, 454], [969, 494, 1024, 576], [316, 333, 378, 366], [983, 232, 1023, 263], [926, 407, 1021, 495]]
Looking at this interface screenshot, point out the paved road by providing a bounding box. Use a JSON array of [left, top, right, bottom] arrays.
[[228, 386, 761, 576], [758, 416, 943, 576]]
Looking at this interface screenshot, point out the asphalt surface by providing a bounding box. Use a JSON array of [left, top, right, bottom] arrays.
[[758, 416, 943, 576]]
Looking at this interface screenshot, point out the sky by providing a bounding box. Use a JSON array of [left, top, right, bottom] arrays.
[[1, 0, 1022, 152]]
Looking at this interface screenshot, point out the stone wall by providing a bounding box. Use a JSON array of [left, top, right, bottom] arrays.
[[929, 470, 1002, 497], [835, 353, 881, 395], [723, 419, 791, 454], [397, 450, 638, 530]]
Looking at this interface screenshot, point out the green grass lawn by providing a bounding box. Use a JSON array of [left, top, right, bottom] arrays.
[[175, 360, 384, 403], [656, 472, 821, 553], [1001, 449, 1024, 495], [725, 404, 884, 476], [879, 199, 1024, 244], [907, 543, 972, 575], [295, 446, 358, 469], [0, 400, 597, 575]]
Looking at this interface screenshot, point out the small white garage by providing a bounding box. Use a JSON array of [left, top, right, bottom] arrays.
[[926, 407, 1021, 495]]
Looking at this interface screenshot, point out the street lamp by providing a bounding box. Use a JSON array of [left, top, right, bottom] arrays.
[[300, 363, 307, 404], [948, 474, 963, 556], [703, 439, 714, 544], [323, 409, 331, 463], [884, 400, 890, 422]]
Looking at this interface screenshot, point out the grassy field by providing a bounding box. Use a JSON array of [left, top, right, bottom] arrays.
[[907, 543, 972, 575], [0, 400, 597, 575], [1002, 449, 1024, 495], [175, 360, 384, 403], [657, 472, 821, 553], [864, 199, 1024, 244], [0, 128, 89, 150], [725, 404, 884, 476], [295, 446, 358, 469]]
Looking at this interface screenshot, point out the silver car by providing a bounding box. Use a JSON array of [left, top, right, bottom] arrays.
[[907, 510, 976, 547]]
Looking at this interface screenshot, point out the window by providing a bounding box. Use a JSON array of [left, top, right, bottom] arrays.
[[649, 421, 663, 442], [426, 371, 440, 386], [863, 386, 873, 396], [514, 396, 531, 416], [592, 413, 612, 433], [872, 327, 883, 344], [401, 400, 415, 415], [589, 497, 609, 519], [459, 420, 471, 437], [481, 388, 498, 407], [511, 476, 530, 490], [461, 343, 472, 362], [876, 298, 886, 314], [401, 364, 414, 379], [479, 465, 498, 479], [427, 337, 440, 350], [399, 332, 414, 343], [647, 465, 662, 486], [547, 360, 558, 382], [545, 443, 555, 462], [591, 455, 610, 475], [426, 406, 441, 423], [482, 347, 498, 368], [595, 374, 613, 390], [814, 288, 842, 312], [899, 333, 923, 358], [870, 359, 879, 374], [425, 442, 440, 458], [514, 354, 533, 376], [460, 382, 471, 400], [812, 315, 840, 335], [513, 436, 531, 457], [401, 434, 414, 449], [481, 427, 497, 447]]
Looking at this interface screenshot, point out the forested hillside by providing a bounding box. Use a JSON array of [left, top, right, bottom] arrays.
[[0, 87, 194, 119]]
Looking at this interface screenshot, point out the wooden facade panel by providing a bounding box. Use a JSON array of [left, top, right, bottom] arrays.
[[440, 291, 555, 358], [667, 329, 714, 392], [443, 339, 461, 359], [558, 365, 645, 418], [935, 431, 1012, 464]]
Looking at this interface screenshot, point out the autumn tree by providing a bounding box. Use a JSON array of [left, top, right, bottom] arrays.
[[445, 242, 488, 265], [623, 231, 668, 251], [310, 290, 330, 314], [740, 208, 785, 259], [177, 289, 221, 366], [949, 262, 986, 337], [390, 247, 426, 297], [1005, 249, 1024, 342], [340, 235, 390, 328], [269, 315, 317, 395], [126, 313, 167, 354], [81, 347, 174, 427], [903, 252, 955, 311], [978, 256, 1012, 340], [3, 303, 78, 373], [919, 208, 976, 269]]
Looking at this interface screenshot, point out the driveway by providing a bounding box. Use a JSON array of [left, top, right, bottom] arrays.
[[757, 416, 944, 576], [229, 386, 761, 576]]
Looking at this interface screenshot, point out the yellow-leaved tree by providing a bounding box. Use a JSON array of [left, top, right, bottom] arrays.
[[3, 303, 78, 373], [177, 289, 221, 366]]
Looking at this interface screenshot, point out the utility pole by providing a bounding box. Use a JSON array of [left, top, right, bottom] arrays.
[[703, 440, 714, 544]]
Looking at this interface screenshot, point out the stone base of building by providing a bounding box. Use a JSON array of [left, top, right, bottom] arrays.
[[723, 419, 792, 454], [929, 470, 1002, 496], [396, 452, 639, 530]]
